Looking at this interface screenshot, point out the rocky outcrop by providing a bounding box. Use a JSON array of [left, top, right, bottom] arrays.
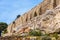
[[7, 0, 60, 35], [12, 5, 60, 34], [0, 36, 55, 40]]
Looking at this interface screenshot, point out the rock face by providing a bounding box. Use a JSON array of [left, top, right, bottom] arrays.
[[7, 0, 60, 35]]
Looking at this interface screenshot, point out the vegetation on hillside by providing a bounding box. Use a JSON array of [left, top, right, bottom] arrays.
[[0, 22, 8, 36]]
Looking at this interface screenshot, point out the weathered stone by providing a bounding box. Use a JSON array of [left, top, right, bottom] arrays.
[[6, 0, 60, 36]]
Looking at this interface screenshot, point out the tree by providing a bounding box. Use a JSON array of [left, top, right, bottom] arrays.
[[16, 15, 21, 19], [0, 22, 8, 36]]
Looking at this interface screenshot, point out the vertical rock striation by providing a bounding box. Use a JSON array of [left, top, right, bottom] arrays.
[[6, 0, 60, 36]]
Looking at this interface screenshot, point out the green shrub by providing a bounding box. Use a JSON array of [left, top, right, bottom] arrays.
[[53, 33, 59, 39], [29, 29, 42, 36]]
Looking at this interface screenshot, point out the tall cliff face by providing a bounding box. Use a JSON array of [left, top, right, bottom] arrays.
[[13, 5, 60, 34], [7, 0, 60, 34]]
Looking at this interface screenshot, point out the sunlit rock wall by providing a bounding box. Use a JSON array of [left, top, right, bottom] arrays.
[[7, 0, 60, 34], [14, 5, 60, 34]]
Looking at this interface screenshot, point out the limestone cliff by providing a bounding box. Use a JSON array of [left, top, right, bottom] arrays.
[[12, 5, 60, 34], [7, 0, 60, 35]]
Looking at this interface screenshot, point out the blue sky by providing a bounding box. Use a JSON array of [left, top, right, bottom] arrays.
[[0, 0, 43, 24]]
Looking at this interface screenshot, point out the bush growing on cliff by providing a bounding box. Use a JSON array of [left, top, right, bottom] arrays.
[[52, 33, 59, 39], [16, 15, 21, 19], [29, 29, 42, 36]]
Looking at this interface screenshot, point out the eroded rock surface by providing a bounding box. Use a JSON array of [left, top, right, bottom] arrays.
[[13, 5, 60, 34], [6, 0, 60, 36]]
